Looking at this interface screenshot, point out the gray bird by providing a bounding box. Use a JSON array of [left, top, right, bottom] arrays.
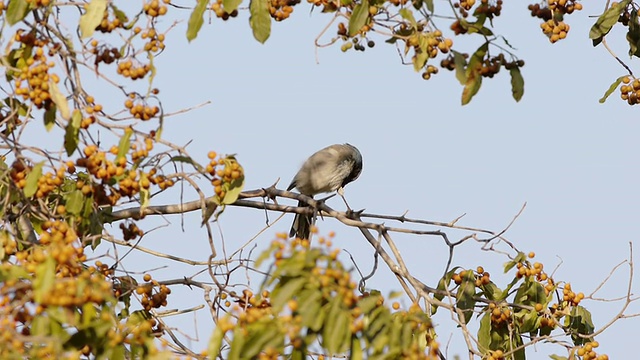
[[287, 143, 363, 239]]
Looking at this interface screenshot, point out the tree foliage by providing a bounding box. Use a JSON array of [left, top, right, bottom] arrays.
[[0, 1, 637, 360]]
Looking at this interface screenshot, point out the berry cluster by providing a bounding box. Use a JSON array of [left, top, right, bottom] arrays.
[[475, 0, 503, 18], [136, 274, 172, 311], [119, 222, 144, 241], [94, 6, 126, 33], [619, 76, 640, 105], [124, 93, 160, 120], [117, 59, 151, 80], [143, 0, 169, 17], [548, 0, 582, 14], [12, 32, 56, 110], [91, 40, 122, 65], [9, 160, 30, 190], [140, 28, 166, 53], [488, 302, 512, 327], [211, 0, 239, 20], [528, 3, 552, 21], [269, 0, 300, 21], [528, 1, 582, 43], [540, 20, 570, 43], [576, 341, 608, 360], [206, 152, 244, 201], [441, 53, 524, 78]]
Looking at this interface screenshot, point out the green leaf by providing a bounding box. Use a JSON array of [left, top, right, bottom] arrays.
[[461, 72, 482, 105], [398, 8, 417, 29], [223, 0, 243, 13], [566, 305, 595, 345], [216, 158, 245, 205], [250, 0, 271, 43], [323, 296, 350, 354], [456, 271, 476, 324], [49, 79, 70, 120], [477, 312, 491, 353], [480, 281, 503, 301], [514, 279, 546, 307], [24, 162, 44, 198], [117, 127, 133, 162], [599, 75, 626, 103], [350, 335, 363, 360], [452, 50, 467, 85], [425, 0, 433, 12], [6, 0, 29, 25], [64, 110, 82, 156], [270, 277, 307, 311], [65, 190, 84, 215], [519, 309, 539, 333], [461, 43, 488, 105], [504, 252, 527, 273], [43, 104, 57, 131], [349, 0, 370, 37], [186, 0, 208, 42], [34, 256, 56, 303], [241, 322, 284, 358], [549, 355, 569, 360], [510, 67, 524, 102], [227, 326, 246, 360], [413, 36, 429, 72], [590, 0, 631, 46], [79, 0, 108, 39], [626, 9, 640, 57]]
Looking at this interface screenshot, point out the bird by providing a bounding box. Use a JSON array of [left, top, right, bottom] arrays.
[[287, 143, 363, 240]]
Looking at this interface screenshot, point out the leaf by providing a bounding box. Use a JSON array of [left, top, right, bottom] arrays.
[[223, 0, 243, 13], [117, 127, 133, 161], [510, 67, 524, 102], [349, 0, 370, 37], [398, 8, 417, 28], [64, 110, 82, 156], [6, 0, 29, 25], [79, 0, 108, 39], [461, 43, 488, 105], [49, 79, 70, 120], [599, 76, 626, 103], [456, 271, 476, 324], [627, 9, 640, 57], [43, 104, 56, 131], [270, 277, 307, 311], [480, 281, 503, 301], [590, 0, 631, 46], [250, 0, 271, 43], [452, 50, 467, 85], [350, 335, 363, 360], [477, 312, 491, 352], [566, 305, 595, 345], [413, 36, 429, 72], [186, 0, 208, 42], [461, 72, 482, 105], [215, 156, 245, 205], [425, 0, 433, 12], [24, 162, 44, 198], [34, 256, 56, 303], [549, 355, 569, 360], [65, 190, 84, 215], [241, 322, 284, 358], [323, 296, 350, 354]]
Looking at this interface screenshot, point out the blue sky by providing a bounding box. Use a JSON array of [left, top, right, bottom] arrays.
[[75, 1, 640, 358]]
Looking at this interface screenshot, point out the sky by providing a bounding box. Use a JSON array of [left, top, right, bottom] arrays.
[[59, 0, 640, 358]]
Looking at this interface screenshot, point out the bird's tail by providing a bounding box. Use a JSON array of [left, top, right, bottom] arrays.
[[289, 201, 313, 240]]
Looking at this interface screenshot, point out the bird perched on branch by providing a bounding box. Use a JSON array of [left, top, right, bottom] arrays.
[[287, 143, 363, 240]]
